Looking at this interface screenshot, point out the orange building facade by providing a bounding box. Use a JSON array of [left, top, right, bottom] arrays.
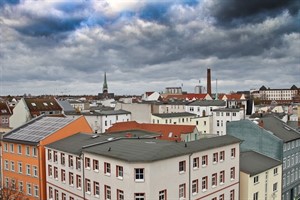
[[1, 115, 93, 200]]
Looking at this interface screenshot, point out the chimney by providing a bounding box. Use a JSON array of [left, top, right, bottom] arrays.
[[207, 68, 212, 95]]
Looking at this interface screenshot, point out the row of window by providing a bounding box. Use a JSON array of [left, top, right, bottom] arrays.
[[283, 152, 300, 169], [253, 168, 278, 185], [3, 143, 37, 156], [283, 167, 300, 187], [216, 112, 237, 117], [283, 139, 300, 152], [4, 160, 38, 177], [253, 183, 278, 200], [4, 177, 39, 197], [48, 185, 164, 200], [48, 151, 82, 171]]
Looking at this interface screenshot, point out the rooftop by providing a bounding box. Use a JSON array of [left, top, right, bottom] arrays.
[[240, 151, 281, 176], [24, 98, 62, 112], [188, 100, 226, 106], [152, 112, 196, 118]]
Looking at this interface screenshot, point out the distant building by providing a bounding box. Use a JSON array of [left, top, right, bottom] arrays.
[[98, 72, 114, 99], [240, 151, 282, 200], [9, 98, 63, 129], [45, 133, 241, 200], [1, 115, 93, 200], [259, 85, 299, 104], [165, 87, 183, 94]]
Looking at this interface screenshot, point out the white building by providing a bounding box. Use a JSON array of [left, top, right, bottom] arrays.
[[186, 100, 226, 117], [212, 108, 244, 135], [259, 85, 299, 102], [46, 133, 241, 200]]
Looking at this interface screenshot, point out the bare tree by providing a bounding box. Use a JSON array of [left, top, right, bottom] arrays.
[[0, 181, 27, 200]]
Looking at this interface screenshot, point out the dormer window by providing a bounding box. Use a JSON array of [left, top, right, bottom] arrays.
[[31, 103, 36, 106], [43, 103, 48, 106], [1, 109, 7, 113]]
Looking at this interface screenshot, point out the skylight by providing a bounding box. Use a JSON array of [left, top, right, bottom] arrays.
[[31, 103, 36, 106], [43, 102, 48, 106]]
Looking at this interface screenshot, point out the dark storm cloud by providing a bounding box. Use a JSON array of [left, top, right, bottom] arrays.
[[208, 0, 300, 25]]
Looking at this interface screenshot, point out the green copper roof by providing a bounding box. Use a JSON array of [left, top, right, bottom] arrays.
[[103, 72, 108, 92]]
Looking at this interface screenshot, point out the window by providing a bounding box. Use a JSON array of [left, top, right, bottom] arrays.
[[85, 157, 90, 169], [48, 149, 52, 160], [18, 145, 22, 154], [202, 176, 208, 190], [53, 151, 58, 163], [274, 168, 278, 175], [202, 155, 208, 166], [61, 153, 65, 165], [34, 185, 39, 197], [212, 173, 217, 187], [32, 147, 37, 157], [69, 155, 73, 168], [193, 157, 199, 169], [105, 185, 111, 200], [85, 179, 91, 194], [179, 183, 186, 199], [226, 112, 230, 116], [230, 190, 235, 200], [5, 178, 9, 188], [117, 190, 124, 200], [54, 167, 58, 179], [27, 183, 32, 195], [4, 143, 8, 152], [4, 160, 9, 170], [213, 153, 218, 163], [76, 157, 81, 170], [135, 193, 145, 200], [117, 165, 123, 178], [104, 162, 111, 175], [219, 194, 224, 200], [179, 161, 186, 173], [49, 187, 53, 199], [217, 120, 220, 127], [61, 169, 66, 183], [9, 143, 15, 153], [76, 175, 81, 189], [159, 190, 167, 200], [11, 161, 15, 171], [253, 192, 258, 200], [26, 164, 31, 175], [231, 148, 236, 158], [254, 175, 259, 184], [220, 151, 225, 161], [69, 172, 74, 186], [33, 166, 38, 177], [62, 193, 66, 200], [192, 179, 198, 194], [54, 189, 58, 200], [135, 168, 144, 182], [93, 181, 100, 196], [273, 183, 278, 192], [19, 181, 23, 192], [48, 165, 52, 177], [93, 159, 99, 171], [229, 167, 235, 180], [18, 162, 22, 173], [220, 170, 225, 184]]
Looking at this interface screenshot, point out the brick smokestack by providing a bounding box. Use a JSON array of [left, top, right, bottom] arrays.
[[207, 68, 212, 95]]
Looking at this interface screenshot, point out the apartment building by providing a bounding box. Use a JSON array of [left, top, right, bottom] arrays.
[[151, 112, 197, 125], [240, 151, 282, 200], [212, 108, 244, 135], [45, 133, 241, 200], [227, 115, 300, 200], [1, 115, 93, 200], [259, 85, 299, 103]]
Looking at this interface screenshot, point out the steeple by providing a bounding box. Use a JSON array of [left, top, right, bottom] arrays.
[[103, 72, 108, 93]]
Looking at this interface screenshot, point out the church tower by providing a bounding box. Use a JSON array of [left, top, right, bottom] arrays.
[[103, 72, 108, 94]]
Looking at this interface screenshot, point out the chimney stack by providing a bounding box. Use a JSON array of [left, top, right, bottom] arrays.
[[207, 68, 212, 95]]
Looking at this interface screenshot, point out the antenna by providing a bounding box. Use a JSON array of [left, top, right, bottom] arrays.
[[215, 79, 218, 100]]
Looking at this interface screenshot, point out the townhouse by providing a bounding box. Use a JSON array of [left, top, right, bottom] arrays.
[[227, 115, 300, 200], [45, 133, 241, 200], [240, 151, 282, 200], [1, 115, 93, 200]]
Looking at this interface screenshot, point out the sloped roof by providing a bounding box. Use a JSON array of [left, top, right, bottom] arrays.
[[240, 151, 281, 176], [225, 93, 245, 100], [107, 121, 197, 141], [188, 100, 226, 106], [3, 115, 77, 144], [24, 98, 62, 112], [163, 93, 211, 101]]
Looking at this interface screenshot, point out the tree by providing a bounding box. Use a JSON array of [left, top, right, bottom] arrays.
[[0, 181, 27, 200]]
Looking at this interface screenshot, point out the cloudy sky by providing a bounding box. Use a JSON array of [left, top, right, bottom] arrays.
[[0, 0, 299, 96]]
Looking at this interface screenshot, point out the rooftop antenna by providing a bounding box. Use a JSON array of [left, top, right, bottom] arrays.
[[215, 79, 218, 100]]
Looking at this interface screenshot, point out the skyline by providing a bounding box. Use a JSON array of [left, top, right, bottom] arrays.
[[0, 0, 299, 96]]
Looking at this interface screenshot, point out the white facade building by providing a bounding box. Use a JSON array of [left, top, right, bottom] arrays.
[[259, 85, 299, 101], [186, 100, 226, 117], [212, 108, 244, 135], [45, 133, 241, 200]]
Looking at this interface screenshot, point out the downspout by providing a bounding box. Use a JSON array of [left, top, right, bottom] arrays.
[[81, 152, 85, 200], [189, 153, 193, 200]]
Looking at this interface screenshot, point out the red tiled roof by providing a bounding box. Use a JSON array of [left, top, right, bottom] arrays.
[[225, 94, 243, 100], [107, 121, 196, 141]]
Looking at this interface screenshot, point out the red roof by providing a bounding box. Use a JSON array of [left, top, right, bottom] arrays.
[[107, 121, 197, 141]]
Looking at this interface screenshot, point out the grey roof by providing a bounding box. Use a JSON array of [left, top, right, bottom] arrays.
[[213, 108, 242, 112], [57, 100, 76, 112], [152, 112, 196, 118], [240, 151, 281, 176], [187, 100, 226, 107], [47, 133, 241, 162], [261, 115, 300, 142], [81, 109, 131, 116], [3, 116, 76, 144], [46, 130, 160, 155]]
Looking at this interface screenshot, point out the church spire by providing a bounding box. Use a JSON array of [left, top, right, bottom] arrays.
[[103, 72, 108, 93]]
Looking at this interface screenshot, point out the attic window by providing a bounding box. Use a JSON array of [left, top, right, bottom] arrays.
[[31, 103, 36, 106], [43, 102, 48, 106]]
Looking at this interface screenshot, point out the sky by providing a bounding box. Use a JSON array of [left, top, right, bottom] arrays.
[[0, 0, 299, 96]]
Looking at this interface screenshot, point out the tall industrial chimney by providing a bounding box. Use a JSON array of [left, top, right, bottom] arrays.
[[207, 68, 212, 95]]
